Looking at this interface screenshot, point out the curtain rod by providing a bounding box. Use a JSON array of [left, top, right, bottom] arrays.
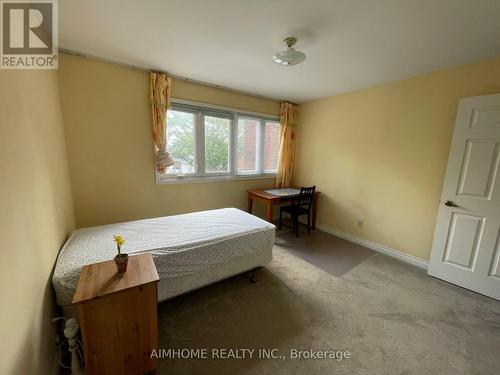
[[58, 48, 284, 104]]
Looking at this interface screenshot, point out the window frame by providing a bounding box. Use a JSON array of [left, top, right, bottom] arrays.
[[156, 99, 280, 185]]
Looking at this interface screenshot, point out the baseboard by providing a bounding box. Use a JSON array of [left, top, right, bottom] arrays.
[[316, 225, 429, 270]]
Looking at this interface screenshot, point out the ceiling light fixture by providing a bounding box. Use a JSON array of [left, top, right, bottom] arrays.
[[272, 37, 306, 66]]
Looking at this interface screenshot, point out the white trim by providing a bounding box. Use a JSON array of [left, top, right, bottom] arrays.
[[156, 173, 275, 185], [316, 225, 429, 270], [229, 112, 237, 176], [195, 111, 205, 173], [256, 119, 264, 172], [172, 98, 279, 120]]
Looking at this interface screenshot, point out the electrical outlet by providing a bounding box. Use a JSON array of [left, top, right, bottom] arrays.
[[357, 220, 364, 228]]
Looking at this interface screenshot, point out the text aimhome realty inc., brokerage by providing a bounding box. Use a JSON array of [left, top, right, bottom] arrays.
[[1, 0, 58, 69], [150, 347, 352, 361]]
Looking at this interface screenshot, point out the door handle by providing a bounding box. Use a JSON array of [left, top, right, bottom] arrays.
[[444, 200, 458, 207]]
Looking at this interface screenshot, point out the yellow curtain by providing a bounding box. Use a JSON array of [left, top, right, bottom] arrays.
[[275, 102, 298, 188], [150, 72, 172, 174]]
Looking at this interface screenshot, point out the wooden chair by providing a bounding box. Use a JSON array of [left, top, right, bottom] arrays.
[[278, 186, 316, 237]]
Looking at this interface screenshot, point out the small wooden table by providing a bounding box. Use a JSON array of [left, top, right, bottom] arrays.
[[247, 188, 320, 229], [73, 253, 159, 375]]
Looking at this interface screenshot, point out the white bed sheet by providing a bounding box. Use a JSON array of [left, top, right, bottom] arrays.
[[53, 208, 275, 306]]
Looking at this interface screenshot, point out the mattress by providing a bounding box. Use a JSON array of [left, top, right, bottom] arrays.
[[53, 208, 275, 306]]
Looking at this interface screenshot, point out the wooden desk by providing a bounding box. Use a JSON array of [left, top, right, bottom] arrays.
[[247, 188, 319, 229], [73, 253, 159, 375]]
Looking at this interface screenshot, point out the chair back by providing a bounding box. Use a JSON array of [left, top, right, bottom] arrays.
[[295, 186, 316, 211]]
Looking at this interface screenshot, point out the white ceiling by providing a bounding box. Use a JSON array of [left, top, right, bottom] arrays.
[[59, 0, 500, 103]]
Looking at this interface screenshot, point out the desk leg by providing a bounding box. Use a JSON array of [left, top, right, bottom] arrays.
[[266, 201, 273, 223], [312, 194, 318, 230], [247, 194, 253, 213]]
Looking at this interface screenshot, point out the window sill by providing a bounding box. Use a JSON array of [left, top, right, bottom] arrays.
[[155, 173, 276, 185]]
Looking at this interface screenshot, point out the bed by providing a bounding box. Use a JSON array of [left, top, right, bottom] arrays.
[[52, 208, 275, 307]]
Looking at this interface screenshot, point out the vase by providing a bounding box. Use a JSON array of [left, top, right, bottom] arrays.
[[114, 253, 129, 273]]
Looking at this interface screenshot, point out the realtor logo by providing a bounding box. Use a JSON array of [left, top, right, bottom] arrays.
[[1, 0, 58, 69]]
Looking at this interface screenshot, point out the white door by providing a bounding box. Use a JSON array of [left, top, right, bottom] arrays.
[[428, 93, 500, 300]]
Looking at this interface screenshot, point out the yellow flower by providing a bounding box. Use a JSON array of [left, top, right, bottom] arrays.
[[113, 235, 125, 247]]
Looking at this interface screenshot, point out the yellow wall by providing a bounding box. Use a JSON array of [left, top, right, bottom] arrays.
[[58, 53, 281, 228], [0, 70, 75, 374], [295, 56, 500, 261]]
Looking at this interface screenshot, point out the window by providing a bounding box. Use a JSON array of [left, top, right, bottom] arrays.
[[264, 121, 280, 171], [205, 116, 230, 173], [237, 118, 259, 173], [166, 110, 195, 174], [160, 101, 280, 183]]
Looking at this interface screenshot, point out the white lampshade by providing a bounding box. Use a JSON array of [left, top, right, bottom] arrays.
[[272, 37, 306, 66]]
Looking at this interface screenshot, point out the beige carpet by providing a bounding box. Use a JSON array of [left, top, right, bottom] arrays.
[[157, 231, 500, 375]]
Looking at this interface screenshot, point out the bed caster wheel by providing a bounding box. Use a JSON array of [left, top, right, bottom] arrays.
[[249, 270, 257, 283]]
